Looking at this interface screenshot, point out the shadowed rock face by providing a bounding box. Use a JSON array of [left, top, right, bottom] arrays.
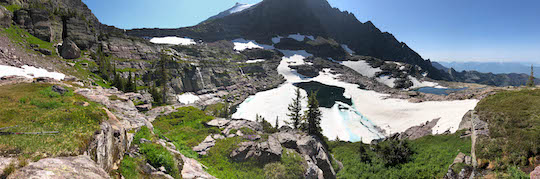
[[127, 0, 449, 81]]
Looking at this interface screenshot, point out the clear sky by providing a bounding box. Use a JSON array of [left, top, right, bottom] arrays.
[[82, 0, 540, 63]]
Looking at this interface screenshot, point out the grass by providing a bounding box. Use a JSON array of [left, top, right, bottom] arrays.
[[152, 107, 217, 158], [0, 83, 105, 157], [200, 137, 266, 179], [119, 156, 145, 179], [475, 88, 540, 171], [1, 25, 56, 53], [119, 127, 181, 178], [151, 106, 307, 179], [329, 131, 471, 179], [3, 4, 21, 12], [139, 142, 181, 178]]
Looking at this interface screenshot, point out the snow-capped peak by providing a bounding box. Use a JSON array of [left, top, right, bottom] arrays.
[[229, 3, 256, 14]]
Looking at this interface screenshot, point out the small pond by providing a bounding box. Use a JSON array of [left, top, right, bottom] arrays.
[[415, 87, 468, 95]]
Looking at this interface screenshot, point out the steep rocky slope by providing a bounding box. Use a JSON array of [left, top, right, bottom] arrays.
[[127, 0, 449, 81]]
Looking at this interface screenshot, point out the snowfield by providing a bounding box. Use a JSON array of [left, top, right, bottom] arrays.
[[231, 38, 477, 143], [340, 60, 441, 89], [245, 59, 266, 63], [229, 3, 256, 14], [177, 93, 200, 105], [0, 65, 65, 80], [232, 36, 478, 143], [150, 37, 196, 45], [232, 38, 274, 51]]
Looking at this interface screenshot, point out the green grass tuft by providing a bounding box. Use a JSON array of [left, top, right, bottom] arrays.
[[330, 131, 471, 178], [0, 83, 105, 157]]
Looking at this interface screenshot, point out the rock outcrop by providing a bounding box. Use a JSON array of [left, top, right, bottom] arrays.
[[443, 152, 474, 179], [75, 87, 153, 173], [200, 118, 336, 179], [0, 5, 12, 27], [7, 156, 110, 179], [398, 118, 440, 140], [60, 39, 81, 59], [230, 135, 283, 163]]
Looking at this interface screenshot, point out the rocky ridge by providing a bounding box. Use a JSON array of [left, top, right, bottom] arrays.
[[199, 118, 338, 179]]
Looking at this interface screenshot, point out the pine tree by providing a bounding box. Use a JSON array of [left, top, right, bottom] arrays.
[[287, 88, 304, 129], [527, 65, 535, 87], [275, 116, 279, 129], [305, 91, 322, 138], [150, 84, 162, 105], [158, 53, 170, 104], [127, 72, 133, 92]]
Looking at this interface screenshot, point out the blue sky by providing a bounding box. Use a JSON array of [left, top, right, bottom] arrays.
[[82, 0, 540, 63]]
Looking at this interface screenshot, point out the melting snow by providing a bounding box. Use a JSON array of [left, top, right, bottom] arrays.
[[177, 93, 200, 105], [341, 60, 381, 78], [232, 39, 275, 51], [245, 59, 266, 63], [341, 44, 355, 55], [233, 48, 476, 143], [150, 37, 196, 45], [0, 65, 65, 80]]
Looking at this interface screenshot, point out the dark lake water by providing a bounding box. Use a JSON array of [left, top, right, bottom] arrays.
[[415, 87, 468, 95], [293, 81, 352, 108]]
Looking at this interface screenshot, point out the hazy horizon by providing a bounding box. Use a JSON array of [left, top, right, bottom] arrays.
[[82, 0, 540, 63]]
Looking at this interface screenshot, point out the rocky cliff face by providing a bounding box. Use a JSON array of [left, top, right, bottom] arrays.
[[127, 0, 449, 81]]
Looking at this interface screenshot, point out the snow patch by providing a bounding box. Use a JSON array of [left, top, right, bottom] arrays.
[[177, 93, 200, 105], [0, 65, 65, 80], [341, 44, 355, 55], [245, 59, 266, 63], [229, 3, 256, 14], [232, 39, 274, 51], [341, 60, 381, 78], [150, 37, 196, 45]]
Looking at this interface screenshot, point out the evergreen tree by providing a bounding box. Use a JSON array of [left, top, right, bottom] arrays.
[[158, 53, 170, 104], [132, 73, 137, 92], [150, 84, 162, 105], [527, 65, 535, 87], [287, 88, 304, 129], [127, 72, 133, 92], [305, 91, 322, 138], [275, 116, 279, 129]]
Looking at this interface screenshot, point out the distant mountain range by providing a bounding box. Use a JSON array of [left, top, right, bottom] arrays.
[[434, 61, 539, 78]]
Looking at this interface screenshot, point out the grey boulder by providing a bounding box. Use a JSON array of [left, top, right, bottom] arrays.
[[60, 39, 81, 59]]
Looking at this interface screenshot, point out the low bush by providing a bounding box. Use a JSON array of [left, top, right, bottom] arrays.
[[139, 143, 180, 178]]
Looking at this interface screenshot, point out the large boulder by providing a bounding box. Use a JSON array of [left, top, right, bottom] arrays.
[[399, 118, 440, 140], [297, 135, 336, 179], [7, 156, 109, 179], [60, 39, 81, 59], [230, 135, 282, 164], [0, 5, 12, 27], [222, 119, 263, 135]]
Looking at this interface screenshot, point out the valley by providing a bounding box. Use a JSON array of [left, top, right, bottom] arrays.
[[0, 0, 538, 178]]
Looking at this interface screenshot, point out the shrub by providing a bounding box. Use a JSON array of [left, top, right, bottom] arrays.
[[374, 139, 412, 167], [119, 156, 142, 179], [139, 143, 180, 178]]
